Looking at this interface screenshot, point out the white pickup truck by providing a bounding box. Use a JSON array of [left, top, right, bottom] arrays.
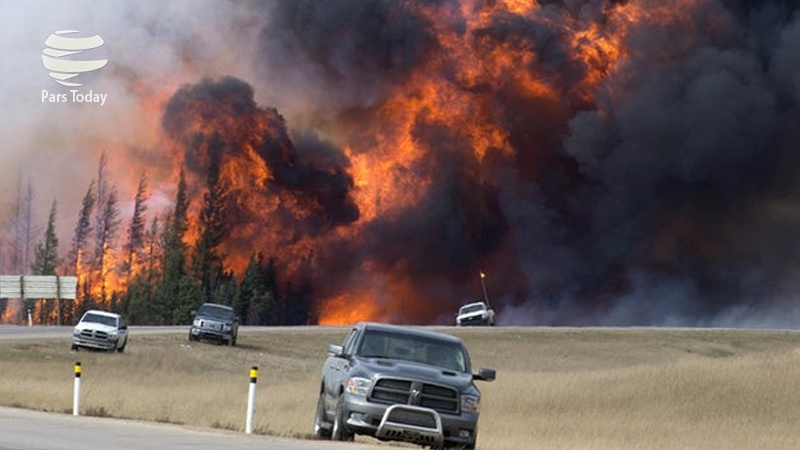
[[455, 301, 496, 326], [71, 310, 129, 352]]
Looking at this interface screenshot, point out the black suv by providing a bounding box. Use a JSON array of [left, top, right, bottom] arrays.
[[189, 303, 239, 345], [314, 322, 495, 449]]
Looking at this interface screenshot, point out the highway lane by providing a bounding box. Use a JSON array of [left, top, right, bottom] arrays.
[[0, 324, 345, 340], [0, 324, 74, 339], [0, 324, 186, 340], [0, 406, 388, 450]]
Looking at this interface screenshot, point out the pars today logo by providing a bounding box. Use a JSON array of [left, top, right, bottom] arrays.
[[41, 30, 109, 106]]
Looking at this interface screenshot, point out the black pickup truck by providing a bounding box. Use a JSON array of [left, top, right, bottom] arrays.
[[314, 322, 496, 449], [188, 303, 239, 345]]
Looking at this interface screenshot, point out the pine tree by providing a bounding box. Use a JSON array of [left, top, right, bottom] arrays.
[[235, 255, 259, 324], [258, 256, 279, 325], [124, 216, 161, 324], [89, 153, 121, 306], [31, 200, 59, 325], [212, 271, 238, 307], [68, 181, 95, 273], [32, 200, 59, 275], [67, 181, 95, 323], [96, 187, 121, 304], [93, 152, 110, 268], [156, 168, 199, 324], [124, 172, 149, 279], [234, 254, 278, 325], [192, 135, 230, 303]]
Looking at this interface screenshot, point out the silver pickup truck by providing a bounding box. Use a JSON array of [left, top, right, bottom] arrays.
[[456, 302, 496, 326], [71, 309, 128, 352], [314, 322, 495, 449]]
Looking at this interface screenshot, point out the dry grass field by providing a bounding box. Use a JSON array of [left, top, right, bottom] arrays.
[[1, 326, 800, 449]]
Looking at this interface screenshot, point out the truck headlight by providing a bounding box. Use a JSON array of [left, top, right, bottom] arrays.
[[193, 318, 201, 327], [461, 394, 481, 413], [346, 377, 372, 397], [223, 323, 231, 332]]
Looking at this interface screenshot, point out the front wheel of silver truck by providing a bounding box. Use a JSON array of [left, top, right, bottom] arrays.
[[331, 393, 354, 442], [313, 391, 332, 439]]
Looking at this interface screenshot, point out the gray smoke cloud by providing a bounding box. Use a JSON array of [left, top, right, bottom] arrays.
[[0, 0, 259, 254], [549, 0, 800, 325]]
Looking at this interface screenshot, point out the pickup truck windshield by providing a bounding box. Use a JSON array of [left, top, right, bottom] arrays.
[[357, 330, 468, 373], [82, 313, 117, 327], [459, 304, 485, 314], [197, 304, 233, 320]]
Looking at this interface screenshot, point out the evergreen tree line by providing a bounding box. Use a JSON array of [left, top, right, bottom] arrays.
[[2, 153, 315, 326]]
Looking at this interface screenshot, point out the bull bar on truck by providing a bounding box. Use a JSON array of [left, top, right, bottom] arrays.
[[374, 404, 444, 446]]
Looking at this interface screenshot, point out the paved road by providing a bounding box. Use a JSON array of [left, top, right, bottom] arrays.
[[0, 324, 187, 340], [0, 406, 388, 450], [0, 324, 345, 340]]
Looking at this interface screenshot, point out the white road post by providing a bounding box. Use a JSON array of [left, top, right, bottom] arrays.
[[245, 366, 258, 434], [73, 362, 81, 416]]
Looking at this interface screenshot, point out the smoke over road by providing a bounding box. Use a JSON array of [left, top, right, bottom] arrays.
[[2, 1, 800, 326]]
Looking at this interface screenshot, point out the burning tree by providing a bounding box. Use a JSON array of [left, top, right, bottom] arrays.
[[65, 181, 96, 322], [123, 172, 149, 280]]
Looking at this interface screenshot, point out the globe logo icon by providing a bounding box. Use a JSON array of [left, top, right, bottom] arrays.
[[42, 30, 108, 87]]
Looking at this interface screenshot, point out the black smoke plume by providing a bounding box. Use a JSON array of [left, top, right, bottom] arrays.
[[249, 0, 800, 326]]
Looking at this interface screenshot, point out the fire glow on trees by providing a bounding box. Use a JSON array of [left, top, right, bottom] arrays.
[[4, 0, 800, 327]]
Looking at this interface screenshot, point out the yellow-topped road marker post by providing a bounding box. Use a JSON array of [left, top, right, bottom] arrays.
[[246, 366, 258, 434], [73, 362, 81, 416]]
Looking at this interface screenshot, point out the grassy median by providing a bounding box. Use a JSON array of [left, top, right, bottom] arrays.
[[1, 327, 800, 449]]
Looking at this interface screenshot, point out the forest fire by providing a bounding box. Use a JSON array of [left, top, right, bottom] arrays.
[[3, 0, 799, 327]]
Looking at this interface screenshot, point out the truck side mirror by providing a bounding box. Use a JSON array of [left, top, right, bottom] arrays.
[[328, 344, 345, 357], [190, 310, 197, 317], [473, 367, 496, 382]]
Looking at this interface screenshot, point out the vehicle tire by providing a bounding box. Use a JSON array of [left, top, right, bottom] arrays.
[[117, 338, 127, 353], [71, 344, 78, 351], [188, 331, 196, 342], [313, 391, 332, 439], [331, 393, 354, 442]]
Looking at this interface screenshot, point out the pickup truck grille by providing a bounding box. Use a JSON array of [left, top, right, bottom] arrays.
[[198, 320, 223, 331], [80, 329, 108, 339], [370, 378, 459, 414], [459, 315, 487, 325]]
